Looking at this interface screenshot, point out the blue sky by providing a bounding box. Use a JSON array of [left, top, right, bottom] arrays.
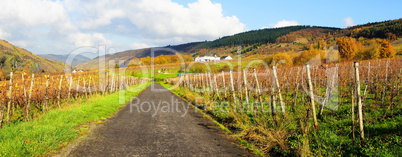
[[0, 0, 401, 57], [182, 0, 402, 29]]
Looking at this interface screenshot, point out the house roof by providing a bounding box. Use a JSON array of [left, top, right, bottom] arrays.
[[220, 56, 231, 59]]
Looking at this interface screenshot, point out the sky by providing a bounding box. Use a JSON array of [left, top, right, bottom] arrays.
[[0, 0, 401, 58]]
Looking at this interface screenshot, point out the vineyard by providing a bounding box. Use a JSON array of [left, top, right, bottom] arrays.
[[0, 71, 146, 127], [165, 58, 402, 156]]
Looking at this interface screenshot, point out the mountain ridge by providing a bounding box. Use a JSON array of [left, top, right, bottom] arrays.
[[0, 40, 67, 77], [75, 18, 402, 70], [38, 54, 91, 67]]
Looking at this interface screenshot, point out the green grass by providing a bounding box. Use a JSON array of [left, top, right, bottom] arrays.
[[0, 82, 150, 156], [125, 59, 265, 79], [155, 73, 179, 80], [161, 79, 402, 156], [128, 70, 179, 82], [160, 82, 265, 156]]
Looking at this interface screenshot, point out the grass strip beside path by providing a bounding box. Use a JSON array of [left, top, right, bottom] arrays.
[[0, 82, 150, 156], [160, 82, 264, 156]]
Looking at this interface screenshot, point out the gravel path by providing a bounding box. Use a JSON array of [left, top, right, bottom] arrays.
[[62, 83, 255, 157]]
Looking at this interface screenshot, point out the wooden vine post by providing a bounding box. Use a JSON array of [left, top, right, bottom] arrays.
[[83, 77, 88, 99], [67, 76, 73, 103], [110, 74, 115, 93], [26, 74, 35, 120], [354, 62, 365, 146], [213, 74, 219, 96], [43, 75, 50, 112], [75, 77, 80, 99], [88, 76, 92, 96], [208, 73, 213, 94], [22, 73, 27, 100], [6, 72, 13, 123], [242, 69, 250, 111], [270, 85, 277, 123], [117, 74, 120, 91], [292, 67, 301, 111], [186, 74, 191, 89], [201, 73, 205, 92], [306, 64, 318, 129], [253, 69, 264, 114], [222, 71, 227, 97], [193, 74, 197, 90], [105, 72, 109, 94], [229, 71, 236, 110], [57, 75, 63, 108], [273, 66, 286, 115]]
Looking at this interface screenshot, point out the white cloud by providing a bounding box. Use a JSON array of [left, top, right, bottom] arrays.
[[343, 17, 355, 28], [131, 43, 149, 49], [0, 0, 75, 31], [68, 33, 113, 47], [64, 0, 245, 39], [272, 20, 299, 28], [125, 0, 245, 39], [0, 0, 246, 55]]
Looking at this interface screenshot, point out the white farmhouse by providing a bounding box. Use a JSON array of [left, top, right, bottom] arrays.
[[194, 53, 233, 62], [194, 54, 221, 62]]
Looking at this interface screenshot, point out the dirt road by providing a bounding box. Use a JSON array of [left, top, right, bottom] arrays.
[[63, 83, 254, 156]]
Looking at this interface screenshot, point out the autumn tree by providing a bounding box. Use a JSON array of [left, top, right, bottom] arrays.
[[385, 32, 397, 41], [294, 49, 324, 65], [355, 39, 380, 60], [379, 40, 396, 58], [128, 59, 144, 67], [264, 52, 293, 67], [137, 55, 193, 66], [336, 37, 362, 60], [140, 57, 151, 65], [154, 55, 168, 64]]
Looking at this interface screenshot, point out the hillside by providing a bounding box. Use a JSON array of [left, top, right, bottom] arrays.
[[197, 25, 309, 48], [0, 40, 66, 77], [75, 42, 204, 70], [75, 48, 171, 70], [38, 54, 91, 66], [77, 18, 402, 70], [350, 18, 402, 39]]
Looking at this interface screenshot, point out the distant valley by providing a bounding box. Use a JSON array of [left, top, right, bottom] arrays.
[[38, 54, 91, 67]]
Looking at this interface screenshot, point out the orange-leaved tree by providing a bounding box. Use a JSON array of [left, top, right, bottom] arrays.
[[263, 52, 293, 67], [379, 40, 396, 58], [336, 37, 362, 60], [355, 39, 380, 60], [294, 48, 324, 65]]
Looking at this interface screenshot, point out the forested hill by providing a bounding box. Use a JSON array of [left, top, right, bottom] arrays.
[[350, 18, 402, 39], [198, 26, 309, 48], [165, 41, 205, 53], [76, 18, 402, 70]]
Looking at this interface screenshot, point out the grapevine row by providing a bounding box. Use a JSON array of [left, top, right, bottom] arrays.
[[0, 72, 146, 127]]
